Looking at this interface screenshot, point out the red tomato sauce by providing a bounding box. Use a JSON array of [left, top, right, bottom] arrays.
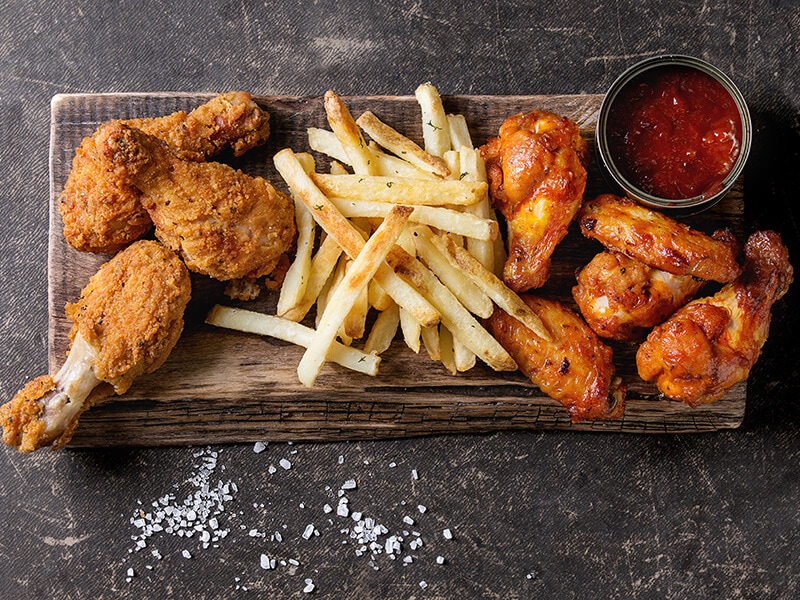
[[607, 65, 742, 200]]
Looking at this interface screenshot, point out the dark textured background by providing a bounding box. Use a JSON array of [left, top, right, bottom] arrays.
[[1, 1, 799, 598]]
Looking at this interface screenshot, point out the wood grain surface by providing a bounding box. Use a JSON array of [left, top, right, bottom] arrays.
[[48, 92, 746, 446]]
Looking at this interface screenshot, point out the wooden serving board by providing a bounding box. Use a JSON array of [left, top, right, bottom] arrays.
[[48, 92, 746, 447]]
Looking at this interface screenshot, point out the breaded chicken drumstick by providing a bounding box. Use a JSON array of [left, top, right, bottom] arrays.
[[101, 122, 296, 282], [60, 91, 271, 254], [0, 240, 191, 452]]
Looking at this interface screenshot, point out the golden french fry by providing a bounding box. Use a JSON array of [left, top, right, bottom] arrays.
[[386, 246, 517, 372], [368, 142, 439, 179], [206, 305, 380, 376], [273, 148, 440, 328], [399, 307, 422, 354], [281, 234, 343, 322], [368, 278, 393, 311], [330, 160, 349, 175], [438, 325, 457, 375], [363, 301, 400, 355], [412, 225, 493, 318], [307, 126, 350, 164], [311, 173, 487, 206], [447, 113, 473, 150], [356, 110, 450, 178], [421, 323, 441, 362], [431, 232, 552, 342], [297, 205, 414, 386], [415, 83, 451, 157], [277, 199, 315, 316], [459, 146, 496, 270], [323, 90, 378, 175], [329, 199, 498, 242], [453, 334, 477, 372]]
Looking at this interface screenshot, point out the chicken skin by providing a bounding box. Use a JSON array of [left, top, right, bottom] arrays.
[[0, 240, 191, 452], [573, 251, 705, 342], [481, 110, 588, 292], [486, 295, 625, 422], [579, 194, 741, 283], [60, 91, 271, 254], [636, 230, 792, 405], [101, 122, 295, 281]]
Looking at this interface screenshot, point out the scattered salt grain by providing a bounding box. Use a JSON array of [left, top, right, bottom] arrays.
[[419, 580, 428, 589], [341, 479, 357, 490], [436, 555, 445, 565], [260, 554, 275, 570], [253, 442, 268, 454], [302, 524, 316, 540], [417, 505, 427, 514], [303, 578, 315, 593], [268, 465, 277, 474], [279, 459, 292, 470], [411, 469, 419, 480], [403, 516, 415, 526], [182, 550, 192, 559], [443, 528, 453, 540]]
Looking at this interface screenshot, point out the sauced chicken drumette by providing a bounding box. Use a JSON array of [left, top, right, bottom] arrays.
[[486, 295, 625, 422], [573, 251, 706, 342], [579, 194, 741, 283], [481, 110, 588, 292], [636, 230, 792, 405], [101, 122, 295, 282], [60, 91, 271, 254], [0, 240, 191, 452]]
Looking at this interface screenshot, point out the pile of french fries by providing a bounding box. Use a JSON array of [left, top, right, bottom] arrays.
[[206, 83, 549, 387]]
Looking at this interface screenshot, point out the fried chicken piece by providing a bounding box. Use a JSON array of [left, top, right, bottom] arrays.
[[481, 111, 588, 292], [636, 230, 792, 405], [60, 91, 271, 254], [573, 251, 705, 342], [102, 122, 295, 281], [579, 194, 741, 283], [486, 295, 625, 422], [0, 240, 191, 452]]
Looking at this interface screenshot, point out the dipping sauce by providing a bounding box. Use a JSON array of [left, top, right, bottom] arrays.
[[606, 65, 742, 200]]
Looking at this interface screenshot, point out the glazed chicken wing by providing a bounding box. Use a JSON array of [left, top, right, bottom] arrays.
[[486, 295, 625, 422], [481, 111, 588, 292], [102, 122, 295, 281], [60, 91, 271, 254], [636, 230, 792, 405], [0, 240, 191, 452], [573, 251, 705, 342], [579, 194, 741, 283]]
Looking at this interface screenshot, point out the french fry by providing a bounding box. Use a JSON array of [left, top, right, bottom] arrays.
[[328, 199, 498, 242], [277, 199, 315, 316], [363, 301, 400, 355], [430, 232, 552, 342], [459, 146, 496, 271], [297, 205, 413, 386], [415, 83, 451, 157], [323, 90, 378, 175], [281, 234, 343, 322], [307, 126, 350, 164], [386, 246, 517, 372], [420, 324, 441, 362], [310, 173, 487, 206], [412, 225, 493, 318], [453, 334, 477, 372], [273, 148, 440, 328], [447, 113, 473, 150], [438, 325, 457, 375], [399, 307, 422, 354], [205, 305, 380, 376], [355, 110, 450, 178]]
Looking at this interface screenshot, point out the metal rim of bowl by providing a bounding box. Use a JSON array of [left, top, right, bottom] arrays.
[[596, 54, 752, 212]]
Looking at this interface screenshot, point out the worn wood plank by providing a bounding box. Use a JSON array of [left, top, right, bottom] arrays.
[[47, 92, 745, 447]]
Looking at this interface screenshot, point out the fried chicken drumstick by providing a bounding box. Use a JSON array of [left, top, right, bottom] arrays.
[[101, 122, 295, 281], [0, 240, 191, 452], [636, 230, 792, 405], [579, 194, 741, 283], [60, 91, 271, 254], [486, 295, 625, 422], [481, 110, 588, 292]]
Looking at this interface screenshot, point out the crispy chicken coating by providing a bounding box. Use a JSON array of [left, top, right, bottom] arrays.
[[59, 91, 271, 254], [636, 231, 792, 405], [481, 110, 588, 292], [486, 295, 625, 422], [102, 122, 295, 281], [579, 194, 741, 283], [573, 251, 705, 342], [0, 240, 191, 452]]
